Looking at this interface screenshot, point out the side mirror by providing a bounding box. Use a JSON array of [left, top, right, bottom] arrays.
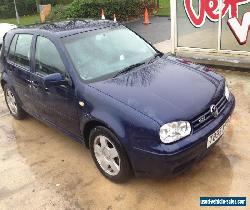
[[43, 73, 69, 88]]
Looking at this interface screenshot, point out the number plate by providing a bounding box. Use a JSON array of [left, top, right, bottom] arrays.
[[207, 119, 230, 148]]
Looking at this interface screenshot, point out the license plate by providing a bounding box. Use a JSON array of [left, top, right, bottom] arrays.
[[207, 119, 230, 148]]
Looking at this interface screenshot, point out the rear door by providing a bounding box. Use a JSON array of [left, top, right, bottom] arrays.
[[30, 35, 80, 135], [6, 34, 35, 113]]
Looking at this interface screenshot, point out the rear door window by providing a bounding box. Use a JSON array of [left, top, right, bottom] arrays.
[[15, 34, 33, 68]]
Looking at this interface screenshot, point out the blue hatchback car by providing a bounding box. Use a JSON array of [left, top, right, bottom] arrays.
[[0, 20, 235, 182]]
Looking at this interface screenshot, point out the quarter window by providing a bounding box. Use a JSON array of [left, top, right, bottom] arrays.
[[35, 36, 65, 75], [15, 34, 33, 68]]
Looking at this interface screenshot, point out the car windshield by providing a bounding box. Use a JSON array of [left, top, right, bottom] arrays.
[[63, 27, 158, 82]]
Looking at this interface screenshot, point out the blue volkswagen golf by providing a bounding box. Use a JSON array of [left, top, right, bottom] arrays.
[[0, 20, 235, 182]]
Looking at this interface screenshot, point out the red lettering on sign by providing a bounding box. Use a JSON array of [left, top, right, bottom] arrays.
[[222, 0, 249, 18], [184, 0, 250, 44], [228, 12, 250, 44], [184, 0, 250, 27]]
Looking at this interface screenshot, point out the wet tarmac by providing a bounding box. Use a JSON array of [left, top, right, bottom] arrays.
[[125, 17, 171, 44], [0, 69, 249, 210]]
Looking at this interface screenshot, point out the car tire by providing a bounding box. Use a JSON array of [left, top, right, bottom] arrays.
[[89, 126, 132, 183], [4, 84, 26, 120]]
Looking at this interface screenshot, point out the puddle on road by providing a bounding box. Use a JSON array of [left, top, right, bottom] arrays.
[[0, 69, 250, 210]]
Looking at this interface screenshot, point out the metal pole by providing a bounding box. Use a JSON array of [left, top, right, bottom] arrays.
[[217, 0, 222, 53], [170, 0, 176, 54], [13, 0, 20, 25]]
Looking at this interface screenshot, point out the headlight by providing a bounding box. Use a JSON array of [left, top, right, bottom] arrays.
[[225, 84, 230, 101], [159, 121, 191, 144]]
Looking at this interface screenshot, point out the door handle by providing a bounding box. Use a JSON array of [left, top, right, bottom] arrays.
[[31, 81, 48, 91], [27, 79, 32, 88], [8, 66, 14, 72], [32, 81, 39, 88]]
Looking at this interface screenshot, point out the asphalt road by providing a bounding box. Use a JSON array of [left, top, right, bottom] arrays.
[[125, 16, 171, 44]]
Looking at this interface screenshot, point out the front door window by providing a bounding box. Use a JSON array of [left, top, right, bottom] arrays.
[[35, 36, 66, 75]]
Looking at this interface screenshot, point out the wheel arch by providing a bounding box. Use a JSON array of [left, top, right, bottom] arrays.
[[1, 72, 10, 90], [1, 79, 7, 90], [82, 120, 107, 148], [81, 114, 126, 149], [83, 118, 134, 179]]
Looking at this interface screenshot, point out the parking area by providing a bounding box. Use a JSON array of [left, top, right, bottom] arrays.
[[125, 16, 171, 44], [0, 68, 250, 210]]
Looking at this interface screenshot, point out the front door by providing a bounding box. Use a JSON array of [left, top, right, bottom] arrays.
[[30, 35, 80, 136]]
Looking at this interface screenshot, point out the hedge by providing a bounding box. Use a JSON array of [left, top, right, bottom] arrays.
[[49, 4, 70, 20], [66, 0, 154, 22], [0, 0, 74, 19], [0, 0, 37, 19], [0, 0, 155, 21]]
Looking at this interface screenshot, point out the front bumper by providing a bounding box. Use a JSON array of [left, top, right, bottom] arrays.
[[130, 95, 235, 177]]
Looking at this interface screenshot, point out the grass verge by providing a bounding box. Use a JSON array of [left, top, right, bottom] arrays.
[[157, 0, 170, 16], [0, 15, 40, 26]]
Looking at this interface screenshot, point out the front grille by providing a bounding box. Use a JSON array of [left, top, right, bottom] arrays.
[[191, 95, 228, 132]]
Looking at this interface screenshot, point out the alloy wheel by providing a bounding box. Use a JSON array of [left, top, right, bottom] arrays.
[[93, 135, 121, 176], [6, 88, 18, 115]]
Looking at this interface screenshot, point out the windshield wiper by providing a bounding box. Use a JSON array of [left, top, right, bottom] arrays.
[[113, 61, 146, 78], [112, 53, 162, 78], [145, 53, 162, 65]]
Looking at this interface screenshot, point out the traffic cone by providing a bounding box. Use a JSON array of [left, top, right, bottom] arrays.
[[114, 14, 117, 22], [101, 9, 105, 20], [143, 7, 151, 24]]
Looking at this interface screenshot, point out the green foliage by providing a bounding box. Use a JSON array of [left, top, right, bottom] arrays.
[[157, 0, 170, 16], [0, 0, 157, 22], [66, 0, 155, 22], [40, 0, 56, 6], [48, 4, 70, 20], [56, 0, 74, 5], [0, 0, 74, 19], [35, 0, 74, 6], [0, 4, 13, 19], [0, 0, 37, 19]]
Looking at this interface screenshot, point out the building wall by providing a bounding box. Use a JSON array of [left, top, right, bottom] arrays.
[[172, 0, 250, 54]]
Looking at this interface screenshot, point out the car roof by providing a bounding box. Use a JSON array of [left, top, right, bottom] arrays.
[[11, 19, 121, 38]]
